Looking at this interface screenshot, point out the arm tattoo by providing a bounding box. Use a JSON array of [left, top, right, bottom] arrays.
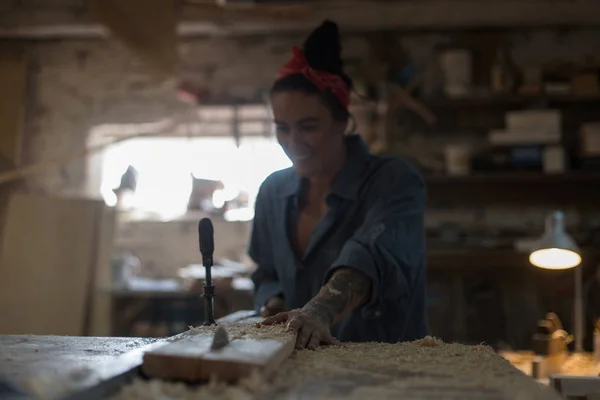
[[302, 268, 371, 326]]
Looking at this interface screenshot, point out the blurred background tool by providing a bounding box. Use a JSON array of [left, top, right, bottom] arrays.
[[198, 217, 216, 325], [531, 312, 572, 379]]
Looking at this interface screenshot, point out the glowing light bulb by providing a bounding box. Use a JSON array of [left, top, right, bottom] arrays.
[[529, 247, 582, 270]]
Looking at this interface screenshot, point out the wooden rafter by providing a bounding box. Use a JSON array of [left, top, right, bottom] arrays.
[[88, 0, 178, 79]]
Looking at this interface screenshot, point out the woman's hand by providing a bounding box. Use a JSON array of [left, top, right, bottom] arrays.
[[262, 308, 341, 350], [260, 296, 286, 318], [261, 268, 369, 349]]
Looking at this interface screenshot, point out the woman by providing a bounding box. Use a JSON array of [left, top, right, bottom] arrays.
[[250, 20, 426, 350]]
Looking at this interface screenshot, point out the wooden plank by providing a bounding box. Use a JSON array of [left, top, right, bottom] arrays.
[[88, 0, 177, 79], [90, 206, 116, 336], [142, 324, 296, 383], [5, 0, 600, 39], [0, 194, 106, 335], [2, 314, 273, 399], [426, 173, 600, 209], [215, 310, 260, 326], [0, 41, 27, 166]]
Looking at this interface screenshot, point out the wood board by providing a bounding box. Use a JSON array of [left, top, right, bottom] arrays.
[[142, 324, 296, 383], [90, 205, 116, 336], [0, 194, 108, 335]]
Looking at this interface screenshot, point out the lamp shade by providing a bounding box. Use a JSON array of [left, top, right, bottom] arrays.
[[529, 211, 582, 270]]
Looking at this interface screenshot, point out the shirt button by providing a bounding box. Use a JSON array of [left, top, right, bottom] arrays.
[[374, 310, 382, 317]]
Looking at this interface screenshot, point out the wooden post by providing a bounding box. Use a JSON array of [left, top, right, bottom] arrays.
[[0, 41, 27, 167]]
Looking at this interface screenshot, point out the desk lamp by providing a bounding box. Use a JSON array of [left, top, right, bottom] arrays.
[[529, 211, 584, 353]]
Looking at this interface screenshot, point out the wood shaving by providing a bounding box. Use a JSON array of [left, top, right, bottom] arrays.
[[560, 352, 600, 376], [414, 335, 441, 347], [112, 327, 561, 400]]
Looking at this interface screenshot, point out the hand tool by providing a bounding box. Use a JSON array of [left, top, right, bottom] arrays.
[[531, 312, 571, 379], [198, 217, 215, 325]]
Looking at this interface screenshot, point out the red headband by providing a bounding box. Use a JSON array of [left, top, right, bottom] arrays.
[[275, 46, 350, 110]]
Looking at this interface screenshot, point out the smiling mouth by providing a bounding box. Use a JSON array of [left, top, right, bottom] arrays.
[[292, 154, 312, 162]]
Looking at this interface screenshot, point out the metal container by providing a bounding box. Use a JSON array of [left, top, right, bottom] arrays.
[[439, 49, 472, 98]]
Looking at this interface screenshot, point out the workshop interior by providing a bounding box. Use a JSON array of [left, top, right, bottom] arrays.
[[1, 0, 600, 399]]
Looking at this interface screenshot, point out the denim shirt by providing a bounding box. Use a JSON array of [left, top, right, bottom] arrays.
[[249, 135, 427, 343]]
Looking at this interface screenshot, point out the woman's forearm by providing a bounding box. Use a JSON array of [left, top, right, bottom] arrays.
[[302, 267, 371, 326]]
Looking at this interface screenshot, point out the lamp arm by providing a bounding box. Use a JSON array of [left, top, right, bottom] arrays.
[[573, 263, 600, 354], [583, 263, 600, 311], [575, 265, 584, 353]]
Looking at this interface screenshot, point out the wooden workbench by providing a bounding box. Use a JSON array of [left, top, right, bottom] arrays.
[[1, 312, 565, 400]]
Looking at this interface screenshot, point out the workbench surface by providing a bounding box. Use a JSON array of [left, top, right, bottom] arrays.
[[116, 329, 564, 400], [0, 320, 567, 400], [0, 335, 159, 386]]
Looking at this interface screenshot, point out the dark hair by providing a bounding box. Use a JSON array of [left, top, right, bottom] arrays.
[[271, 20, 353, 121]]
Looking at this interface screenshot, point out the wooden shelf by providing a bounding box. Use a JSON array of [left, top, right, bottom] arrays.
[[422, 95, 600, 109], [409, 95, 600, 133], [425, 173, 600, 208]]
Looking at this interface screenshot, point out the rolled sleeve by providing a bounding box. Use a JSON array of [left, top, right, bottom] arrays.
[[327, 166, 425, 320], [249, 183, 284, 310]]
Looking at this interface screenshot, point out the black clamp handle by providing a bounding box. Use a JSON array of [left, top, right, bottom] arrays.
[[198, 218, 216, 325]]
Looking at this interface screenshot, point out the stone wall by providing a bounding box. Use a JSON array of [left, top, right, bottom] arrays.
[[16, 27, 598, 270], [19, 28, 600, 195]]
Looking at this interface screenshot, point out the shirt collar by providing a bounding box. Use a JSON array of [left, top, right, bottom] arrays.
[[277, 134, 371, 200]]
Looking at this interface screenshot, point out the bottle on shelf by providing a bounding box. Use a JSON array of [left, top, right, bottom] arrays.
[[491, 48, 515, 94]]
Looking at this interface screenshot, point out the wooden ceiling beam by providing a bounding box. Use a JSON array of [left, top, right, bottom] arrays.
[[87, 0, 178, 80], [1, 0, 600, 39]]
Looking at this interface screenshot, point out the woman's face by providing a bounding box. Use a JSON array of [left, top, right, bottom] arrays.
[[271, 91, 347, 178]]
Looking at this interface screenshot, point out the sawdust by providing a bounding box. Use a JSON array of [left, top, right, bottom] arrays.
[[414, 335, 441, 347], [560, 352, 600, 376], [112, 329, 561, 400], [112, 378, 256, 400], [269, 341, 559, 400]]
